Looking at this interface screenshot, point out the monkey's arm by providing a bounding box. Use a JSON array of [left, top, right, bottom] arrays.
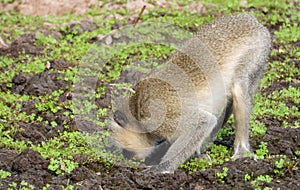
[[145, 110, 217, 173]]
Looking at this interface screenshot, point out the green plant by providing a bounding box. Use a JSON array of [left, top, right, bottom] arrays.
[[216, 167, 228, 184], [62, 184, 74, 190], [181, 144, 232, 173], [250, 175, 273, 190], [216, 116, 235, 140], [180, 157, 209, 173], [0, 56, 15, 84], [274, 156, 285, 177], [250, 120, 267, 136], [272, 155, 298, 178], [274, 23, 300, 43], [0, 123, 28, 152], [0, 169, 11, 179], [15, 56, 46, 74], [48, 158, 78, 175], [0, 0, 15, 3], [255, 142, 268, 159], [42, 184, 50, 190], [252, 89, 299, 122], [19, 180, 35, 190], [261, 60, 299, 87], [244, 173, 251, 181], [50, 121, 58, 128], [8, 182, 17, 190]]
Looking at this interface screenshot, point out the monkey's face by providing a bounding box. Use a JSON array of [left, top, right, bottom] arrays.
[[108, 110, 154, 160]]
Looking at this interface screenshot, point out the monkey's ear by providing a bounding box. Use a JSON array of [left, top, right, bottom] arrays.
[[113, 110, 128, 128]]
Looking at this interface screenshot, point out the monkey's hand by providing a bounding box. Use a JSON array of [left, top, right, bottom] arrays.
[[143, 110, 218, 174], [141, 161, 174, 174]]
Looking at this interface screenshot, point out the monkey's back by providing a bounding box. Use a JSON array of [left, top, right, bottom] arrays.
[[196, 13, 270, 61], [129, 13, 271, 141]]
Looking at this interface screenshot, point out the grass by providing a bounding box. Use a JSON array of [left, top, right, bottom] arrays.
[[181, 144, 232, 173], [0, 0, 299, 188]]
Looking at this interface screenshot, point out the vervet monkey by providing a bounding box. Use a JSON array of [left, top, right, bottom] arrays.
[[108, 13, 271, 173]]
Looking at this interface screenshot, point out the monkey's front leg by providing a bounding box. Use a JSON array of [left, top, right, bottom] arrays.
[[145, 110, 217, 173]]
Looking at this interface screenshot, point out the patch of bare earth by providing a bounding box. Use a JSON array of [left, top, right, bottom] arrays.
[[0, 0, 98, 16], [0, 0, 205, 18]]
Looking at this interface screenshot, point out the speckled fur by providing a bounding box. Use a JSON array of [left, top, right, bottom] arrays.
[[109, 13, 271, 173]]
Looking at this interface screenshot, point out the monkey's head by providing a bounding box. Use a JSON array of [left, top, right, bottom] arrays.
[[108, 110, 155, 160]]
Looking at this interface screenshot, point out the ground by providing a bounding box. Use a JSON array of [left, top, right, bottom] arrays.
[[0, 0, 299, 189]]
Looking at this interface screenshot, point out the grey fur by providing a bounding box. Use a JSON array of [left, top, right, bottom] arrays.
[[108, 13, 271, 173]]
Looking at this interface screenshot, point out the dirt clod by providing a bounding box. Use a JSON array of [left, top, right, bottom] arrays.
[[12, 149, 49, 173], [11, 71, 68, 96]]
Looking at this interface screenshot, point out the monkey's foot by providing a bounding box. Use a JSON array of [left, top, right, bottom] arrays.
[[232, 141, 252, 158], [231, 146, 253, 159]]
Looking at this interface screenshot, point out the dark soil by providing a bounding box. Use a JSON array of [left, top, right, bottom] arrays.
[[0, 16, 299, 190], [1, 127, 300, 190]]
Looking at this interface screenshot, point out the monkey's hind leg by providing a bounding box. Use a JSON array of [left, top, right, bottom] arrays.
[[231, 78, 252, 158], [145, 110, 217, 173]]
